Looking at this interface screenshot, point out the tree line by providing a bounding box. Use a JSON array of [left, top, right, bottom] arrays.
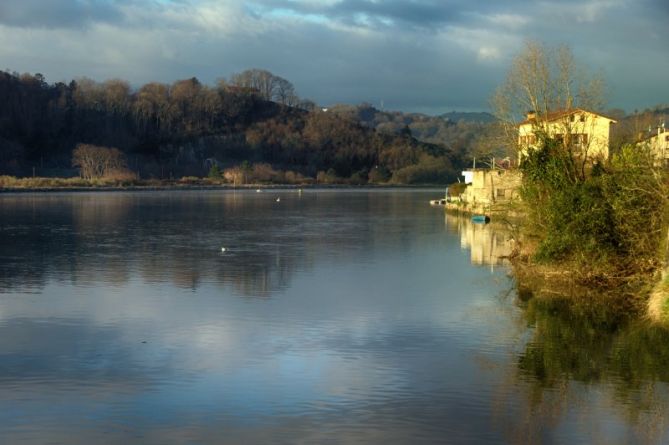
[[0, 68, 463, 184]]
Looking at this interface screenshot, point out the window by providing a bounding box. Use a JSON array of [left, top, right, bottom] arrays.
[[573, 133, 588, 145], [665, 135, 669, 142], [496, 189, 506, 198], [580, 114, 586, 122]]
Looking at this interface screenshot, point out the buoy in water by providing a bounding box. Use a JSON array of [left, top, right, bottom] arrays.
[[276, 197, 281, 202], [221, 247, 227, 252]]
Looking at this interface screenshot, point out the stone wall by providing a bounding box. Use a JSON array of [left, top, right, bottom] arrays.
[[449, 168, 522, 215]]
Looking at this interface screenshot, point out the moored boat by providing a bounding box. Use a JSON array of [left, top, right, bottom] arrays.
[[471, 215, 490, 223]]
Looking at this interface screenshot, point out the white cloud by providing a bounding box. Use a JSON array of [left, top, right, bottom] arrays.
[[0, 0, 664, 112], [477, 46, 501, 61], [486, 13, 529, 29]]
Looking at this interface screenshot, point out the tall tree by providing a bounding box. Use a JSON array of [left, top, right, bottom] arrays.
[[490, 41, 605, 155]]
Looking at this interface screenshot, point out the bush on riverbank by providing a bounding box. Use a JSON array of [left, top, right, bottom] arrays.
[[517, 135, 669, 287]]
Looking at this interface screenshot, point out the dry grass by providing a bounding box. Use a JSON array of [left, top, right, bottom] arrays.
[[0, 175, 141, 188], [648, 274, 669, 323]]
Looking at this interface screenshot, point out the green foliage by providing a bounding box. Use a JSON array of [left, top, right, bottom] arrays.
[[447, 182, 467, 196], [517, 295, 669, 397], [207, 164, 221, 178], [390, 155, 454, 185], [520, 135, 668, 274]]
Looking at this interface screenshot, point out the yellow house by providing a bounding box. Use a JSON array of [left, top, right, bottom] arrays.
[[638, 126, 669, 166], [517, 108, 617, 161]]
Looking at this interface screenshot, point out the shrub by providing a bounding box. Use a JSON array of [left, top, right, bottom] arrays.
[[208, 164, 221, 178], [520, 135, 668, 276], [251, 163, 279, 183], [390, 155, 454, 184], [368, 166, 391, 183], [316, 169, 340, 184]]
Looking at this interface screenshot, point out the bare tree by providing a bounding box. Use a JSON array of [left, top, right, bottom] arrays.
[[72, 144, 128, 179], [230, 69, 300, 105], [274, 76, 296, 105], [102, 79, 131, 115], [491, 41, 606, 155], [134, 82, 170, 132], [72, 77, 104, 111]]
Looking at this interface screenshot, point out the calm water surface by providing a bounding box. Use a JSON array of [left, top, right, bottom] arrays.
[[0, 190, 668, 444]]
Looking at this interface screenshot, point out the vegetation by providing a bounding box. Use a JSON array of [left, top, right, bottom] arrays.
[[0, 69, 465, 185], [517, 133, 669, 288], [483, 41, 669, 297], [72, 143, 134, 180], [502, 293, 669, 444], [490, 41, 605, 158]]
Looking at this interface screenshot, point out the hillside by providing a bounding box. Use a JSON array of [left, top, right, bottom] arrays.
[[0, 70, 467, 184], [325, 104, 494, 164]]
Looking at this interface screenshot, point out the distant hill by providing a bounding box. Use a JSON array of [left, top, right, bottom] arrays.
[[326, 104, 492, 159], [439, 111, 496, 124]]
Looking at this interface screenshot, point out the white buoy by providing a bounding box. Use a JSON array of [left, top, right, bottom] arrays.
[[276, 197, 281, 202], [256, 189, 261, 192], [221, 247, 227, 252]]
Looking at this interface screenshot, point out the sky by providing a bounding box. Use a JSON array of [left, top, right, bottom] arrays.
[[0, 0, 667, 114]]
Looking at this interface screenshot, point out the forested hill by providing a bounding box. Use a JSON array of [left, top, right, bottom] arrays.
[[324, 104, 493, 159], [0, 69, 468, 184], [439, 111, 496, 123]]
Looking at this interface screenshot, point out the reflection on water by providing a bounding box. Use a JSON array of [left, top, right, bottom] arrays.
[[0, 190, 668, 444], [494, 297, 669, 444], [445, 211, 669, 444], [444, 213, 514, 267]]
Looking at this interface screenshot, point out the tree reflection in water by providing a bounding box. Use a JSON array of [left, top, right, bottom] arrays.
[[446, 212, 669, 444]]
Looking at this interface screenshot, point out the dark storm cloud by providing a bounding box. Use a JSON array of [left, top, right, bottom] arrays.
[[647, 0, 669, 14], [0, 0, 125, 29], [0, 0, 666, 113]]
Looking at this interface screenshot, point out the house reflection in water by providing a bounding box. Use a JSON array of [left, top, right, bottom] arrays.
[[444, 213, 514, 268]]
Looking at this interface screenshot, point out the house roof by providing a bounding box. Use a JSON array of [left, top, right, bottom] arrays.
[[518, 108, 618, 126], [640, 129, 668, 143]]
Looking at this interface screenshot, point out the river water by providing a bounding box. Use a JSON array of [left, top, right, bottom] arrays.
[[0, 189, 668, 444]]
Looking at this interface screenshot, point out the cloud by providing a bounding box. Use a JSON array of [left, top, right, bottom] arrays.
[[0, 0, 665, 112], [0, 0, 126, 29]]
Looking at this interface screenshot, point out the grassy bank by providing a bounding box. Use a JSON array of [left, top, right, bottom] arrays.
[[0, 175, 449, 192]]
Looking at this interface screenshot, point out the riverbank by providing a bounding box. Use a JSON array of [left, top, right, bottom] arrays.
[[508, 233, 669, 325], [0, 176, 444, 193]]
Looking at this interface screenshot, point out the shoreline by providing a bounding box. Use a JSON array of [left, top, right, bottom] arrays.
[[509, 244, 669, 324], [0, 183, 446, 194]]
